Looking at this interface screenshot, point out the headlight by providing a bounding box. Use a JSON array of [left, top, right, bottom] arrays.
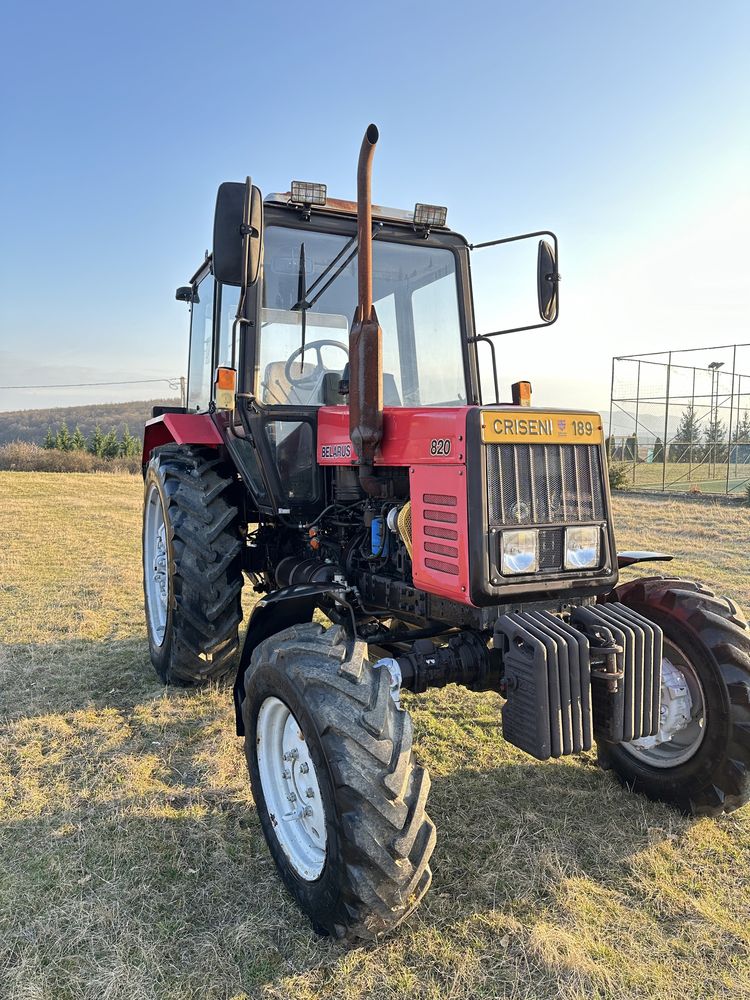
[[565, 526, 600, 569], [501, 529, 538, 575]]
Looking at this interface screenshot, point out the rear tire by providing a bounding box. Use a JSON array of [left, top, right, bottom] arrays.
[[243, 622, 436, 941], [599, 577, 750, 816], [142, 445, 243, 686]]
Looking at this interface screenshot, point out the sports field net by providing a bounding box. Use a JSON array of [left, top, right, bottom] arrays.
[[608, 344, 750, 494]]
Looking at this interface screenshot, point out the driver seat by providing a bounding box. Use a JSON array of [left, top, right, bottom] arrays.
[[261, 360, 322, 406]]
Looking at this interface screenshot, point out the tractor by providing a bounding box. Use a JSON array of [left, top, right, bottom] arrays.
[[142, 125, 750, 941]]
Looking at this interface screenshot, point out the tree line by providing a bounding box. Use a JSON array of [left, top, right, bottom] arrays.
[[42, 422, 141, 458]]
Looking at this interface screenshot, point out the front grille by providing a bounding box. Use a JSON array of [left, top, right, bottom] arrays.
[[487, 443, 605, 526]]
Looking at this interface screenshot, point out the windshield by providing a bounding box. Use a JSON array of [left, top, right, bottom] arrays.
[[258, 226, 466, 407]]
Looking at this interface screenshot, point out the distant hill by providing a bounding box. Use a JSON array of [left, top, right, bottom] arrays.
[[0, 398, 181, 446]]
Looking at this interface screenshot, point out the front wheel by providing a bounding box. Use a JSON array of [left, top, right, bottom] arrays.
[[243, 622, 436, 941], [142, 445, 244, 686], [599, 578, 750, 816]]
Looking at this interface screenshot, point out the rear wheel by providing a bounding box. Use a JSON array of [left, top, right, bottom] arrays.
[[599, 578, 750, 816], [243, 622, 436, 941], [142, 444, 244, 686]]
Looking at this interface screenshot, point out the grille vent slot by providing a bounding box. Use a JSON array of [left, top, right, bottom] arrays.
[[422, 493, 460, 576]]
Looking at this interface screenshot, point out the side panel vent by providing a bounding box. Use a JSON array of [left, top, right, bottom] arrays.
[[422, 494, 459, 575], [410, 466, 471, 604]]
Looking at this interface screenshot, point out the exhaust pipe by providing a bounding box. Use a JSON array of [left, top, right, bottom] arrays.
[[349, 124, 384, 495]]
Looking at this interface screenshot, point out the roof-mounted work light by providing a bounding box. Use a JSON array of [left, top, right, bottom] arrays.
[[413, 203, 448, 228], [290, 181, 327, 206]]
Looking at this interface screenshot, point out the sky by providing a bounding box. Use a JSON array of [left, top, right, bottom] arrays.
[[1, 0, 748, 422]]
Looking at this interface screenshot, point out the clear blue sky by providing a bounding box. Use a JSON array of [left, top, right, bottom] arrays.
[[1, 0, 748, 416]]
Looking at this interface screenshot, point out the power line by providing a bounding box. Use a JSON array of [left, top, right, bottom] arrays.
[[0, 377, 182, 390]]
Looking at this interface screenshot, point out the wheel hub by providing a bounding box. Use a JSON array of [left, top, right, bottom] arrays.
[[256, 696, 327, 881], [623, 647, 706, 767]]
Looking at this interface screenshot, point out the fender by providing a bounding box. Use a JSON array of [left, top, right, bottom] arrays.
[[617, 551, 673, 568], [233, 583, 344, 736], [141, 411, 224, 466]]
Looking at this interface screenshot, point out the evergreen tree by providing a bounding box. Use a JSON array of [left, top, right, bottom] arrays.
[[703, 417, 727, 464], [71, 425, 86, 451], [43, 426, 55, 449], [734, 411, 750, 444], [624, 434, 638, 462], [653, 436, 664, 463], [88, 425, 105, 456], [55, 421, 72, 452], [101, 429, 120, 458], [732, 411, 750, 467], [119, 426, 140, 457], [670, 405, 699, 462]]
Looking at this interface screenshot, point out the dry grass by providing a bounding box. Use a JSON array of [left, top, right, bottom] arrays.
[[0, 472, 749, 1000], [0, 442, 141, 475]]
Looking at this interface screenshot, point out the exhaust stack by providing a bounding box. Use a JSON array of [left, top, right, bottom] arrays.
[[349, 124, 383, 495]]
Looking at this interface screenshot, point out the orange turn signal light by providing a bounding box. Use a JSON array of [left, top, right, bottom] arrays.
[[215, 367, 236, 391], [511, 380, 532, 407]]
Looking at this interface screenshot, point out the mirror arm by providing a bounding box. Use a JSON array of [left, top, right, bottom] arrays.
[[468, 314, 559, 343], [473, 334, 500, 403], [468, 228, 559, 342], [470, 229, 557, 251]]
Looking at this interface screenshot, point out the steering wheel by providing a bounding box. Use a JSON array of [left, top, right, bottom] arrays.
[[284, 339, 349, 386]]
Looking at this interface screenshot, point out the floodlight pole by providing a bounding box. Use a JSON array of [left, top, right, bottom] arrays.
[[662, 353, 671, 492], [727, 345, 737, 493]]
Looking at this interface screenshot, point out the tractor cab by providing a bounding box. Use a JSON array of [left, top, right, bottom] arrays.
[[177, 170, 559, 522]]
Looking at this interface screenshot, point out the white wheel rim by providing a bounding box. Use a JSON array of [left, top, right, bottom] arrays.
[[144, 483, 169, 645], [256, 696, 327, 881]]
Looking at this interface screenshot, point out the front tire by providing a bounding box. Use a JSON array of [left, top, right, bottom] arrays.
[[142, 445, 244, 686], [600, 578, 750, 816], [243, 622, 436, 941]]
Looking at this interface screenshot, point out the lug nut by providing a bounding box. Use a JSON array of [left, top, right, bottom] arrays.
[[283, 748, 299, 762], [299, 762, 309, 774], [305, 787, 314, 798]]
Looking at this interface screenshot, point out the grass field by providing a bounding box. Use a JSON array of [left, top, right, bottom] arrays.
[[1, 472, 749, 1000], [619, 460, 750, 494]]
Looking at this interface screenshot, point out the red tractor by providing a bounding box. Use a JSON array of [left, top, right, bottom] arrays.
[[142, 126, 750, 941]]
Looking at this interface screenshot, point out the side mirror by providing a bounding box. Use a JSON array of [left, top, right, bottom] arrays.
[[537, 239, 559, 323], [175, 286, 195, 303], [213, 179, 263, 287]]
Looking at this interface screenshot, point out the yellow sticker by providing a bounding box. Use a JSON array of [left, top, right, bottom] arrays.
[[481, 410, 603, 445]]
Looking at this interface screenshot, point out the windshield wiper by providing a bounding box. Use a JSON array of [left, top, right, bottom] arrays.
[[290, 227, 379, 314], [292, 242, 308, 363]]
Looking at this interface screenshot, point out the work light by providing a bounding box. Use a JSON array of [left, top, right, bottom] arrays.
[[564, 526, 600, 570], [290, 181, 327, 206], [501, 529, 538, 575], [413, 203, 448, 227]]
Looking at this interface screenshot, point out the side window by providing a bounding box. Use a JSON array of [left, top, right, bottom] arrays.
[[187, 275, 215, 412], [217, 284, 240, 370]]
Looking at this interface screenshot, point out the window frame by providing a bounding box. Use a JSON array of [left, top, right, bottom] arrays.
[[186, 263, 217, 413]]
